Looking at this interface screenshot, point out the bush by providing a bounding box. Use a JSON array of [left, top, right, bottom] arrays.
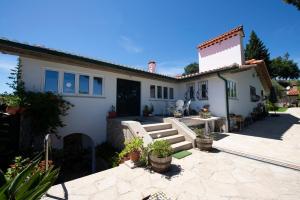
[[149, 140, 172, 158], [0, 155, 59, 200]]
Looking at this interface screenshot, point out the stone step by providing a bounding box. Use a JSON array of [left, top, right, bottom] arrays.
[[149, 128, 178, 139], [142, 123, 172, 132], [154, 134, 185, 144], [171, 141, 193, 152]]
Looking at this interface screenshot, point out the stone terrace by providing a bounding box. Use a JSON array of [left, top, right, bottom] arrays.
[[43, 149, 300, 200]]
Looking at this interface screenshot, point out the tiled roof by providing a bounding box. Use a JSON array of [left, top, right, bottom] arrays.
[[197, 26, 244, 50], [287, 88, 299, 96], [175, 64, 239, 79]]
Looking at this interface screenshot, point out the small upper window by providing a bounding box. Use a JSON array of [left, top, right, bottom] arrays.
[[163, 87, 168, 99], [157, 86, 162, 99], [63, 72, 75, 94], [227, 80, 237, 98], [44, 70, 59, 93], [79, 75, 89, 94], [93, 77, 103, 95], [169, 88, 174, 99], [198, 81, 208, 100], [150, 85, 155, 98]]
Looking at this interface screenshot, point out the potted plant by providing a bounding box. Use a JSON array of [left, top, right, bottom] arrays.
[[194, 128, 213, 151], [199, 105, 211, 119], [173, 110, 182, 118], [126, 137, 143, 163], [148, 140, 173, 173], [108, 105, 117, 118], [143, 105, 150, 117], [4, 95, 22, 115]]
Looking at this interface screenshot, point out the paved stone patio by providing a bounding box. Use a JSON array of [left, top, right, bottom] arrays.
[[44, 149, 300, 200], [214, 108, 300, 166]]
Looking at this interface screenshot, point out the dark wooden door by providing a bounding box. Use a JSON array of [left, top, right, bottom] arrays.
[[116, 79, 141, 116]]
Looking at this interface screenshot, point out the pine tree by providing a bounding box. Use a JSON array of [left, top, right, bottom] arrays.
[[245, 31, 272, 76], [183, 62, 199, 75]]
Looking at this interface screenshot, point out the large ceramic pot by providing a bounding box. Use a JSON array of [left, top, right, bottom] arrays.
[[196, 138, 213, 151], [149, 154, 172, 173], [129, 150, 140, 162], [6, 106, 20, 115]]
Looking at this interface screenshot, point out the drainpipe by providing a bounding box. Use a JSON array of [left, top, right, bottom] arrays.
[[217, 72, 230, 131]]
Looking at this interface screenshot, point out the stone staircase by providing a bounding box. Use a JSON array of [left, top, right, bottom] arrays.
[[142, 122, 192, 152]]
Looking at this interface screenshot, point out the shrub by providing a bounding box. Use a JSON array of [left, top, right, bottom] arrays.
[[0, 156, 59, 200], [149, 140, 172, 158]]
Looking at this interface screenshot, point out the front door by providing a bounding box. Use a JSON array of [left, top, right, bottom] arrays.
[[116, 78, 141, 116]]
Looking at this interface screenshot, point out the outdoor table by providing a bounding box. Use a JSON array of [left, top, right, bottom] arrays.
[[191, 116, 221, 134]]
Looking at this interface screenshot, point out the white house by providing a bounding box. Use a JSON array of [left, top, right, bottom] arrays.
[[0, 26, 272, 150]]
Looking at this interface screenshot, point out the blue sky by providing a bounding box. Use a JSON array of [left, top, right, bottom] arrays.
[[0, 0, 299, 93]]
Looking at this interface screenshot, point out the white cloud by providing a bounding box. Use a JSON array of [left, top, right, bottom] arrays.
[[119, 36, 143, 53]]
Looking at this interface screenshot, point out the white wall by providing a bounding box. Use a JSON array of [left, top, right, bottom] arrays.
[[21, 57, 179, 147], [198, 35, 244, 73], [224, 68, 265, 117], [177, 76, 227, 117]]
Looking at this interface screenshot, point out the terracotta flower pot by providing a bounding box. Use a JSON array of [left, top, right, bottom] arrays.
[[108, 111, 117, 118], [6, 106, 20, 115], [149, 154, 172, 173], [129, 150, 140, 162], [196, 138, 213, 151]]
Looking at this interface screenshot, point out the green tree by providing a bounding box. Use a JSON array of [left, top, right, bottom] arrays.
[[270, 53, 300, 80], [183, 62, 199, 75], [245, 31, 272, 76], [284, 0, 300, 10]]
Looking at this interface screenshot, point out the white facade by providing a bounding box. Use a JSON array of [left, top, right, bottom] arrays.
[[21, 57, 179, 147], [198, 34, 245, 73]]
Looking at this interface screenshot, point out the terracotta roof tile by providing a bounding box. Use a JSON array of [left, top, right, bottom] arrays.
[[287, 89, 299, 96], [197, 26, 244, 50]]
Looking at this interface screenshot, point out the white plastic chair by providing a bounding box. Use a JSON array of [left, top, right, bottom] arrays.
[[175, 100, 184, 113], [183, 100, 191, 115]]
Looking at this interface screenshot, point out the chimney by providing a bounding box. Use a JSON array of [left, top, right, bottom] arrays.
[[148, 60, 156, 73], [197, 26, 245, 73]]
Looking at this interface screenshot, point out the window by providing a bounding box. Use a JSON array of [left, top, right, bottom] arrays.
[[63, 72, 75, 94], [157, 86, 162, 99], [198, 81, 208, 99], [93, 77, 103, 95], [44, 70, 59, 93], [163, 87, 168, 99], [79, 75, 89, 94], [227, 80, 237, 98], [150, 85, 155, 98], [250, 86, 260, 102], [169, 88, 174, 99], [186, 83, 195, 100]]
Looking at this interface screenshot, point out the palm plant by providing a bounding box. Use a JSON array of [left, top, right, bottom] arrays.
[[0, 156, 59, 200]]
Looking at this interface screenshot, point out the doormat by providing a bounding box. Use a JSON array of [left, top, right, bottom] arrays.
[[172, 150, 192, 159]]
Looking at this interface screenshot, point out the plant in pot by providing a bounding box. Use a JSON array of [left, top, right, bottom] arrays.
[[194, 128, 213, 151], [126, 137, 143, 163], [148, 140, 173, 173], [4, 95, 22, 115], [108, 105, 117, 118], [199, 105, 211, 119], [143, 105, 150, 117]]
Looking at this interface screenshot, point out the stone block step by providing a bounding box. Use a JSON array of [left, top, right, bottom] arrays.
[[149, 128, 178, 139], [171, 141, 193, 152], [154, 134, 185, 144], [142, 123, 172, 132]]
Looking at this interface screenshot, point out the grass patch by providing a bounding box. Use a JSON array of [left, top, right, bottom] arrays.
[[276, 107, 288, 112], [172, 150, 192, 159]]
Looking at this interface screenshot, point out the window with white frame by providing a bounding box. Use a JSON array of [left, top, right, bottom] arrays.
[[186, 83, 195, 100], [157, 86, 162, 99], [227, 80, 237, 98], [197, 81, 208, 100], [163, 87, 168, 99], [63, 72, 75, 94], [44, 70, 59, 93], [79, 75, 90, 94], [169, 88, 174, 99], [93, 77, 103, 95], [150, 85, 155, 98]]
